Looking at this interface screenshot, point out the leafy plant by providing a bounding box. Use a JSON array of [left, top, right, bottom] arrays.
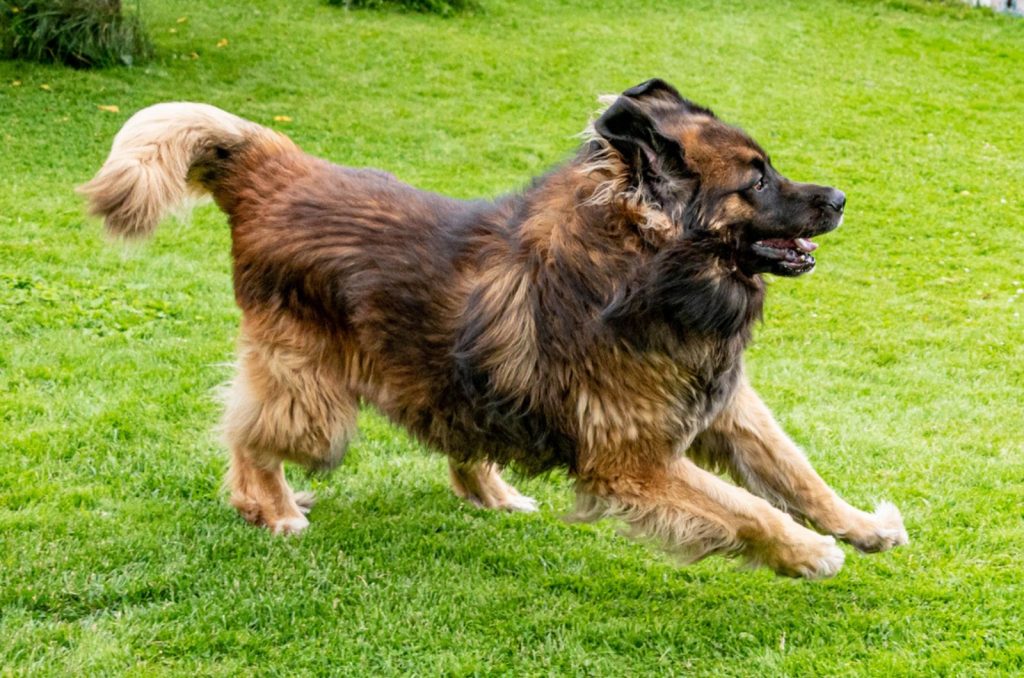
[[326, 0, 479, 17], [0, 0, 151, 68]]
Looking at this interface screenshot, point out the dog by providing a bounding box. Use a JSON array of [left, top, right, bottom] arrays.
[[80, 79, 907, 578]]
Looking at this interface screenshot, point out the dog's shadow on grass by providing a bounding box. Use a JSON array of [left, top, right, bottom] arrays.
[[278, 482, 869, 654], [171, 477, 872, 655]]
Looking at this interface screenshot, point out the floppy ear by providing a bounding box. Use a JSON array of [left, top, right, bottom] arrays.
[[622, 78, 685, 105], [624, 78, 715, 117], [594, 95, 687, 180]]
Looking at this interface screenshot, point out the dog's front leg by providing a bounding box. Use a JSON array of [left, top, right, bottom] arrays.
[[572, 455, 846, 579], [690, 377, 908, 554]]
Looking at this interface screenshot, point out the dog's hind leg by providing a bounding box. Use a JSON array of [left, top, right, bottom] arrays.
[[226, 445, 310, 535], [448, 460, 538, 513], [690, 377, 908, 554], [222, 329, 358, 535]]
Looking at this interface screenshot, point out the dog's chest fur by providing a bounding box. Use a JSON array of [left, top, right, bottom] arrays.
[[567, 330, 747, 460]]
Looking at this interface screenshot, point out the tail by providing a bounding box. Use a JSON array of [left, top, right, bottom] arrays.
[[78, 102, 290, 239]]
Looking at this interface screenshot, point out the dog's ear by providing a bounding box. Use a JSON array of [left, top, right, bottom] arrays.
[[622, 78, 685, 105], [594, 95, 687, 180], [623, 78, 715, 118]]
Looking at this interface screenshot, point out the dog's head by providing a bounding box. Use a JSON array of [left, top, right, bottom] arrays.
[[593, 79, 845, 277]]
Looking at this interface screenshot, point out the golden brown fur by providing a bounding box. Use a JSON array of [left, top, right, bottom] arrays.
[[80, 80, 907, 578]]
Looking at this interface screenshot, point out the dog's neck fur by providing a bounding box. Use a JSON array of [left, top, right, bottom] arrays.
[[508, 142, 765, 351]]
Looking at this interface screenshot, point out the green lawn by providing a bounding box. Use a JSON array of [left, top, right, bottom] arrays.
[[2, 0, 1023, 675]]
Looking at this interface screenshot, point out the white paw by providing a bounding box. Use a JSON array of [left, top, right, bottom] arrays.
[[872, 501, 909, 546], [847, 501, 909, 553], [759, 531, 846, 580], [500, 494, 539, 513], [270, 514, 309, 536], [799, 536, 846, 580]]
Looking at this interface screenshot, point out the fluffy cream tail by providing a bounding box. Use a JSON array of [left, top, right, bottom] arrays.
[[78, 102, 274, 239]]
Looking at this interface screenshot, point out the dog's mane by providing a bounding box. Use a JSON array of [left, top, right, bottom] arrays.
[[574, 97, 683, 246], [495, 108, 765, 352]]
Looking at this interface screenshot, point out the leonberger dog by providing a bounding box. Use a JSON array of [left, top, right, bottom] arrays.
[[80, 79, 907, 578]]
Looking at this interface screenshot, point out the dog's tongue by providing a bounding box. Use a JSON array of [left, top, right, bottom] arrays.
[[794, 238, 818, 253], [759, 238, 818, 252]]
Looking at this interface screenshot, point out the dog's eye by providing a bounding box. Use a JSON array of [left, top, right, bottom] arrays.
[[753, 176, 766, 192]]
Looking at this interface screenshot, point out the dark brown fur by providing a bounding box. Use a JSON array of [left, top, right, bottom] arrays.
[[80, 82, 907, 576]]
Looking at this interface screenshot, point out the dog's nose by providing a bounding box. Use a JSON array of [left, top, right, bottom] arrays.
[[827, 189, 846, 214]]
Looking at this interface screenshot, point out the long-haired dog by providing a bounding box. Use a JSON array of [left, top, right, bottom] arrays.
[[80, 79, 907, 578]]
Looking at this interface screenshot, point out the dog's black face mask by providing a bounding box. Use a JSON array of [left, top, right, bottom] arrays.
[[595, 79, 845, 278], [732, 164, 846, 277]]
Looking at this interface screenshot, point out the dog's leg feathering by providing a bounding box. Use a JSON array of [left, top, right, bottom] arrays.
[[572, 457, 845, 579], [221, 326, 358, 534], [691, 377, 909, 553]]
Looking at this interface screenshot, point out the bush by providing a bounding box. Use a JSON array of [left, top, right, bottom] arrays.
[[327, 0, 479, 17], [0, 0, 151, 68]]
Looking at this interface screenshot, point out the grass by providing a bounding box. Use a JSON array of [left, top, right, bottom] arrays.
[[1, 0, 1023, 674]]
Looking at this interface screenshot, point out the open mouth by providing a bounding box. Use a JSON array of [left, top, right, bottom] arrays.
[[751, 238, 818, 275]]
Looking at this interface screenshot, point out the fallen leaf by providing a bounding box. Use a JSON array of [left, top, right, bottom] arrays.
[[97, 105, 120, 113], [39, 84, 51, 91], [273, 115, 293, 123], [11, 80, 21, 87], [176, 16, 188, 23], [189, 52, 200, 60], [216, 38, 229, 48]]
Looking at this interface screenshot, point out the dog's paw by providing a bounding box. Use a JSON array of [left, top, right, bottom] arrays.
[[843, 501, 909, 553], [499, 493, 539, 513], [782, 534, 845, 580], [269, 514, 309, 536], [232, 491, 314, 534], [449, 461, 539, 513], [463, 490, 539, 513], [754, 530, 845, 580], [799, 536, 846, 580]]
